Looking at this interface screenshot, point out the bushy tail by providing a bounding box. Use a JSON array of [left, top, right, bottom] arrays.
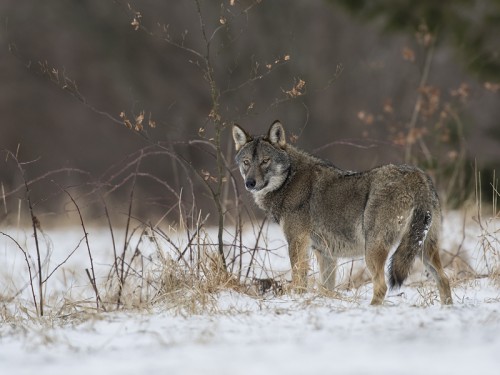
[[388, 208, 432, 289]]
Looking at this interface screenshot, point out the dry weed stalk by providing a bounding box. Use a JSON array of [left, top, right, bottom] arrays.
[[474, 168, 500, 279], [0, 232, 38, 311], [49, 181, 104, 311], [116, 151, 142, 308], [1, 151, 44, 316], [415, 285, 440, 307], [152, 237, 239, 314]]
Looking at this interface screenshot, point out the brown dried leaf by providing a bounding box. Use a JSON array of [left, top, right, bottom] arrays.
[[286, 78, 306, 98], [131, 18, 140, 31], [484, 82, 500, 93], [135, 111, 144, 125], [201, 169, 211, 181], [418, 85, 440, 117], [392, 132, 407, 146], [450, 83, 470, 103], [416, 23, 433, 47], [357, 111, 374, 125], [448, 150, 459, 161], [208, 109, 221, 122], [406, 127, 427, 145], [383, 99, 394, 114], [402, 47, 415, 62]]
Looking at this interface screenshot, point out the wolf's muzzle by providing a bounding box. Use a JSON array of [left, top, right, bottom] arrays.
[[245, 178, 256, 190]]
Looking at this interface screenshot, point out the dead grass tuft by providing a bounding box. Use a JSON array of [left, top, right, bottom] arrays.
[[153, 255, 241, 314]]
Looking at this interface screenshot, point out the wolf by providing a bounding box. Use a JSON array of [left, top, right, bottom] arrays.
[[232, 120, 452, 305]]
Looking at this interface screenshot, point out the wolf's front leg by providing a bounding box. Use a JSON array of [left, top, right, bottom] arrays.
[[286, 232, 310, 292]]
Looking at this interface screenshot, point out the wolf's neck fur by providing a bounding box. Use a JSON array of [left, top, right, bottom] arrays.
[[252, 143, 343, 219], [252, 164, 291, 210], [285, 144, 344, 174]]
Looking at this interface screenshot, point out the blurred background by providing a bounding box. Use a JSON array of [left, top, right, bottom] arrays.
[[1, 0, 499, 227]]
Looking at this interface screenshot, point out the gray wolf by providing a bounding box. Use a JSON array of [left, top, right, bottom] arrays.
[[232, 120, 452, 305]]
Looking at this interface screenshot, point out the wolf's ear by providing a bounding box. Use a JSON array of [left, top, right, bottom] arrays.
[[268, 120, 286, 148], [232, 124, 252, 151]]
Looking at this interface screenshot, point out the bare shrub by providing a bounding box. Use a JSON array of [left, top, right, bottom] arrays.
[[475, 169, 500, 281]]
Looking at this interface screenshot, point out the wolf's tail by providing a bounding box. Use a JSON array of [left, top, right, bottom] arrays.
[[388, 208, 432, 289]]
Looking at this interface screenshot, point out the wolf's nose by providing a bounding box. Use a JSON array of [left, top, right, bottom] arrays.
[[245, 178, 256, 190]]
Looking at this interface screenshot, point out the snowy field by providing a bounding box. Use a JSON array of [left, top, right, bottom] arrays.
[[1, 212, 499, 375]]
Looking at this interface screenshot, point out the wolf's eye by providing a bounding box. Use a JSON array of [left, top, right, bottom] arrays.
[[243, 160, 250, 166], [261, 158, 270, 165]]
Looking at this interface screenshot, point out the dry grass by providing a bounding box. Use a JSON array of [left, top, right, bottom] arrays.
[[2, 206, 499, 321], [153, 255, 241, 314], [2, 3, 497, 322], [1, 169, 499, 321]]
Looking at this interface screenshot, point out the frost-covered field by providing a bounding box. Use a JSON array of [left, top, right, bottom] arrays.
[[1, 212, 499, 375], [1, 283, 500, 375]]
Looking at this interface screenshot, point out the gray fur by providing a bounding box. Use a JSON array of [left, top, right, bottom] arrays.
[[233, 121, 452, 305]]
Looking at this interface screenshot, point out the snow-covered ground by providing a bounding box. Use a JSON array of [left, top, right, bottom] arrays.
[[1, 212, 499, 375]]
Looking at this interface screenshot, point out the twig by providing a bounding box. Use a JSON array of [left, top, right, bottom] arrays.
[[245, 217, 268, 280], [123, 228, 147, 283], [42, 235, 85, 284], [1, 182, 7, 214], [4, 149, 46, 317], [176, 214, 210, 262], [85, 269, 105, 311], [0, 231, 38, 312], [100, 193, 120, 281], [117, 150, 143, 307], [405, 35, 436, 163], [54, 181, 104, 311], [1, 166, 90, 199], [27, 184, 43, 316]]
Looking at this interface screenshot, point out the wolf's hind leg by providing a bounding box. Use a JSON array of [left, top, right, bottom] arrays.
[[423, 238, 453, 305], [365, 245, 389, 305], [313, 248, 337, 291]]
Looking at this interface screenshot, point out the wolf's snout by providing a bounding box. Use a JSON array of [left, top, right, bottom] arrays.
[[245, 178, 256, 190]]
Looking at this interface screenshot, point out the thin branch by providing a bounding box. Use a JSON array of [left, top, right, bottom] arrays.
[[42, 235, 85, 284], [117, 151, 143, 307], [405, 35, 436, 163], [0, 165, 90, 199], [114, 0, 205, 61], [100, 194, 120, 281], [4, 149, 46, 317], [54, 181, 104, 311], [245, 217, 268, 280], [0, 231, 38, 312]]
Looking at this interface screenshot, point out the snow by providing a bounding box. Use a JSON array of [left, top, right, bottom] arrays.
[[1, 286, 500, 375], [1, 212, 500, 375]]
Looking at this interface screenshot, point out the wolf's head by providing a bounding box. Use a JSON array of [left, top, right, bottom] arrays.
[[232, 121, 291, 197]]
